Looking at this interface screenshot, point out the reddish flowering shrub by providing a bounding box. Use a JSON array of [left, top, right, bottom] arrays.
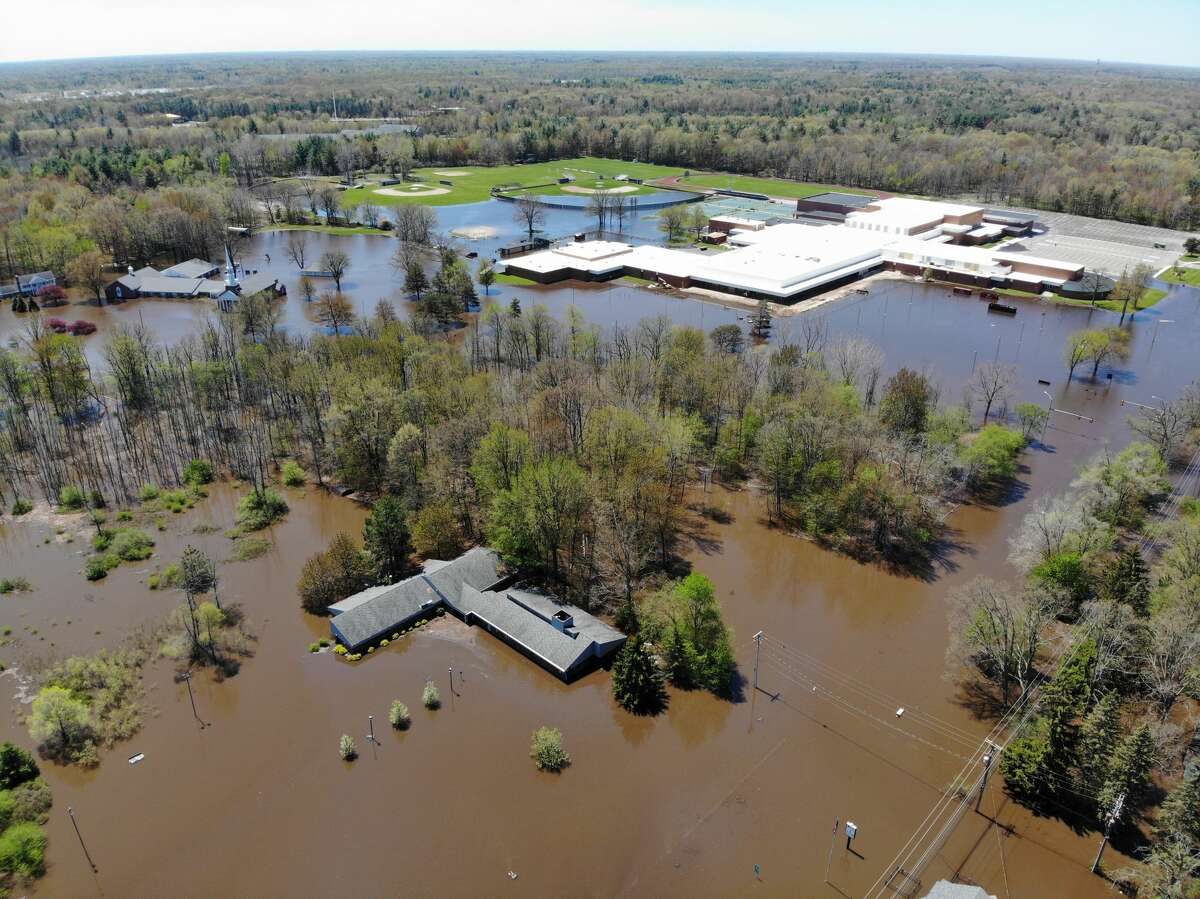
[[45, 317, 69, 333], [37, 285, 68, 306], [69, 320, 97, 335]]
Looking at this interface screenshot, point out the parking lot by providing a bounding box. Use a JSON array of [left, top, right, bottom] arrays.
[[994, 207, 1188, 275]]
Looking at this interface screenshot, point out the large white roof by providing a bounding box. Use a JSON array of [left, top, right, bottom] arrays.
[[847, 197, 982, 231]]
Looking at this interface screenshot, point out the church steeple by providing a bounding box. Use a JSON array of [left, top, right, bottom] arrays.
[[224, 243, 238, 288]]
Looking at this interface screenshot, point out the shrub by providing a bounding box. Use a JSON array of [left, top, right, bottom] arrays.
[[0, 821, 47, 878], [229, 536, 271, 562], [57, 484, 87, 512], [309, 642, 321, 653], [379, 638, 389, 647], [115, 509, 133, 521], [318, 638, 330, 647], [530, 726, 570, 772], [69, 320, 97, 336], [422, 682, 441, 709], [84, 558, 109, 581], [0, 578, 32, 595], [388, 700, 411, 730], [9, 499, 32, 516], [183, 458, 215, 486], [158, 488, 194, 513], [391, 633, 399, 641], [147, 563, 180, 590], [961, 424, 1026, 485], [138, 483, 160, 502], [280, 460, 305, 487], [236, 487, 289, 531], [8, 778, 52, 825], [110, 528, 154, 561], [45, 317, 68, 333], [339, 734, 357, 760]]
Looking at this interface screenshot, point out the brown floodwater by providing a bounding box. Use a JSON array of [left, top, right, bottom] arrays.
[[1, 253, 1198, 896]]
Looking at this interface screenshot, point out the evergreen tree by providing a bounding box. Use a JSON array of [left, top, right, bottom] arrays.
[[363, 494, 413, 582], [611, 640, 668, 715], [1101, 545, 1150, 615], [1156, 768, 1200, 846], [663, 624, 696, 688], [1076, 691, 1122, 800], [404, 259, 428, 299], [750, 299, 772, 338], [1098, 724, 1156, 815], [509, 297, 522, 317]]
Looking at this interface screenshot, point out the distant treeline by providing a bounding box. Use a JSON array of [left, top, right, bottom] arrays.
[[2, 53, 1198, 229]]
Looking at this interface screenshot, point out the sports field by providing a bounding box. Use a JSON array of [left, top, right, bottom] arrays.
[[344, 157, 685, 207], [675, 173, 875, 200]]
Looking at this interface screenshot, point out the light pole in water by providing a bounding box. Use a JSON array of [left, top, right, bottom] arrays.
[[67, 806, 98, 872]]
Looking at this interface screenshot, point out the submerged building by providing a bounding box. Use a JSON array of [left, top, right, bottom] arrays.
[[500, 196, 1088, 303], [104, 248, 285, 310], [328, 547, 627, 682]]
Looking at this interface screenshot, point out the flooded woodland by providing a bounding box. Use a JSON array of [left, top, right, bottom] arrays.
[[2, 201, 1200, 898]]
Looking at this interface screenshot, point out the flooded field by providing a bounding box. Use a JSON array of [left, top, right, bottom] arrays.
[[1, 201, 1198, 896]]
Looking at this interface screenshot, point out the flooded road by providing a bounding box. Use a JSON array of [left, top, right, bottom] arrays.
[[0, 205, 1198, 896]]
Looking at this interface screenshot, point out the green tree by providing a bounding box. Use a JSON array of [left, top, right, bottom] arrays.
[[961, 424, 1025, 485], [1076, 691, 1122, 800], [1156, 768, 1200, 847], [487, 456, 589, 577], [750, 299, 772, 338], [1100, 546, 1150, 615], [0, 742, 38, 790], [1098, 724, 1156, 815], [28, 686, 91, 754], [1015, 402, 1049, 440], [611, 640, 668, 715], [297, 532, 371, 614], [879, 367, 934, 434], [363, 495, 413, 582], [477, 260, 496, 296]]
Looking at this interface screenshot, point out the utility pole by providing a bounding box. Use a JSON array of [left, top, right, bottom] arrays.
[[976, 743, 997, 812], [366, 715, 378, 746], [1092, 792, 1125, 874], [181, 670, 205, 728], [752, 631, 764, 691], [67, 806, 98, 873], [825, 816, 839, 883]]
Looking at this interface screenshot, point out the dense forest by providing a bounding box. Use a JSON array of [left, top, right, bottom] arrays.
[[1, 52, 1198, 234]]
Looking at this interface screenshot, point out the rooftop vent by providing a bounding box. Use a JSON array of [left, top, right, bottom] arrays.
[[551, 609, 574, 632]]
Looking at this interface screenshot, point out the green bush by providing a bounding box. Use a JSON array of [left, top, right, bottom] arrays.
[[138, 483, 160, 502], [961, 424, 1026, 485], [338, 734, 357, 761], [333, 644, 347, 655], [57, 485, 87, 512], [0, 821, 47, 878], [530, 726, 570, 772], [280, 460, 305, 487], [0, 578, 31, 595], [83, 558, 109, 581], [318, 638, 330, 647], [229, 536, 271, 562], [9, 499, 32, 516], [183, 458, 215, 486], [389, 700, 411, 730], [236, 488, 289, 531], [422, 682, 441, 709], [115, 509, 133, 521], [157, 488, 195, 513], [147, 563, 181, 590], [0, 791, 13, 832], [309, 642, 321, 653], [110, 528, 154, 561]]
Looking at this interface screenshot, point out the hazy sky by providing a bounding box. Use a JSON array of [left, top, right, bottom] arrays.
[[2, 0, 1197, 68]]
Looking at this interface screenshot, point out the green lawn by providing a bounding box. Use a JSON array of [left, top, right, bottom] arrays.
[[503, 179, 661, 199], [1054, 287, 1168, 313], [1161, 266, 1200, 287], [343, 157, 686, 208], [675, 173, 875, 200], [494, 272, 538, 286]]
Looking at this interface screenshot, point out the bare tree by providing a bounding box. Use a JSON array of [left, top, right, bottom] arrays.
[[512, 197, 545, 241], [286, 232, 308, 270], [946, 576, 1051, 707], [1128, 399, 1190, 463], [320, 249, 350, 292], [1140, 604, 1200, 720], [968, 362, 1016, 423], [314, 292, 355, 334], [1008, 493, 1108, 572]]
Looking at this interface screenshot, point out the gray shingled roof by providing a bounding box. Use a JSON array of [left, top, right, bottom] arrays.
[[423, 547, 504, 606], [330, 578, 442, 648], [456, 584, 625, 675], [237, 272, 280, 298], [925, 882, 995, 899], [162, 258, 219, 279]]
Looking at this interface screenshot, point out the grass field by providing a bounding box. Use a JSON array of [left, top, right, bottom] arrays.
[[1161, 266, 1200, 287], [1054, 287, 1168, 313], [675, 173, 875, 200], [266, 223, 391, 237], [343, 158, 686, 207]]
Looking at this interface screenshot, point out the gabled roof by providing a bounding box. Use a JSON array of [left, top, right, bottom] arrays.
[[162, 258, 219, 279], [330, 578, 442, 648]]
